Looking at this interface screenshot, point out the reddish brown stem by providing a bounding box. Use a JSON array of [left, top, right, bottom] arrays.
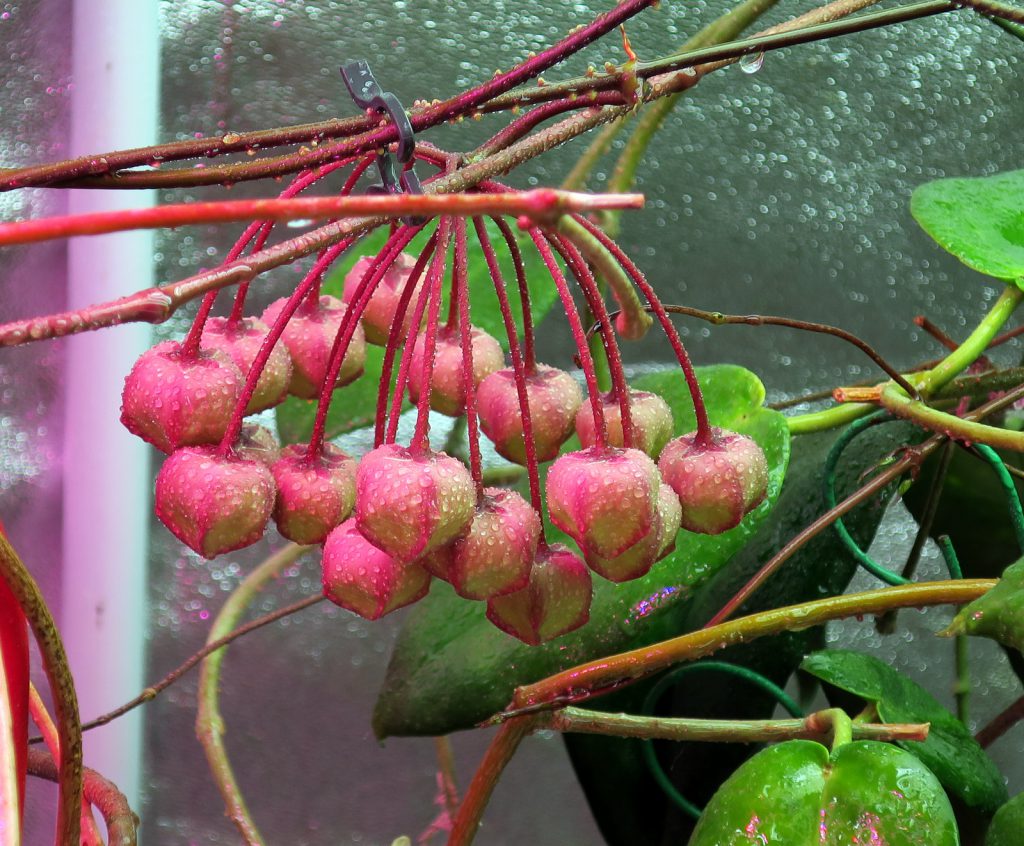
[[453, 219, 484, 494], [376, 231, 440, 447], [976, 692, 1024, 748], [473, 217, 545, 531], [491, 216, 537, 373]]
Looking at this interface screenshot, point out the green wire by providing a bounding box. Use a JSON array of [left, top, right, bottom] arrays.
[[937, 535, 964, 580], [970, 443, 1024, 555], [823, 411, 910, 586], [639, 661, 804, 820]]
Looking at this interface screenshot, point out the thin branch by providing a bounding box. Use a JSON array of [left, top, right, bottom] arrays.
[[542, 705, 930, 743], [976, 692, 1024, 748], [0, 189, 643, 247], [955, 0, 1024, 23], [503, 580, 994, 717], [196, 544, 311, 846], [26, 748, 138, 846]]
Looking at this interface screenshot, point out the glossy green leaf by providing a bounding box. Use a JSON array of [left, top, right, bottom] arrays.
[[985, 793, 1024, 846], [567, 421, 923, 846], [690, 739, 958, 846], [373, 364, 789, 737], [911, 170, 1024, 284], [801, 649, 1007, 813], [274, 344, 401, 445], [946, 558, 1024, 654]]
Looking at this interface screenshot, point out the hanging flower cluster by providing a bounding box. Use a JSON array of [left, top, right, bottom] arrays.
[[120, 152, 769, 645]]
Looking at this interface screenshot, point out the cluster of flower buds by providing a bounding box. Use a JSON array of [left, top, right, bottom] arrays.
[[121, 154, 769, 645]]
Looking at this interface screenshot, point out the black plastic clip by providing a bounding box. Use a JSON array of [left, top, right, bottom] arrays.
[[340, 59, 425, 225]]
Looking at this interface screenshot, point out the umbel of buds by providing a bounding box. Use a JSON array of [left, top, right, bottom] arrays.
[[122, 166, 768, 645]]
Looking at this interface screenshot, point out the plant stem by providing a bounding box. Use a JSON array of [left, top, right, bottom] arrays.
[[56, 593, 321, 739], [541, 706, 929, 744], [787, 284, 1024, 434], [0, 190, 642, 247], [507, 580, 994, 715], [196, 543, 310, 846], [878, 382, 1024, 451], [447, 716, 537, 846], [26, 748, 137, 846], [600, 0, 784, 234], [976, 692, 1024, 748], [556, 216, 652, 340], [0, 532, 82, 846], [27, 685, 103, 846]]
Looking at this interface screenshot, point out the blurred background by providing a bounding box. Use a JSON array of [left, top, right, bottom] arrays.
[[1, 0, 1022, 842]]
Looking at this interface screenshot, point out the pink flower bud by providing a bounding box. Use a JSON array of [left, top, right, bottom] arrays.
[[423, 488, 541, 600], [322, 519, 431, 620], [658, 428, 769, 535], [262, 294, 366, 399], [355, 444, 475, 562], [407, 325, 505, 417], [477, 364, 582, 465], [271, 443, 357, 545], [121, 340, 243, 454], [232, 423, 281, 467], [342, 252, 424, 346], [586, 482, 681, 582], [575, 389, 674, 459], [486, 544, 592, 645], [546, 447, 661, 559], [155, 446, 275, 558], [201, 316, 293, 414]]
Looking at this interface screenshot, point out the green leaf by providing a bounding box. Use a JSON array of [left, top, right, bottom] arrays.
[[986, 793, 1024, 846], [566, 421, 923, 846], [911, 170, 1024, 284], [274, 345, 400, 445], [321, 219, 559, 353], [373, 364, 789, 737], [946, 558, 1024, 654], [801, 649, 1008, 814]]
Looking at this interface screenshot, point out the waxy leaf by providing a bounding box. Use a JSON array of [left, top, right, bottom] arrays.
[[373, 365, 789, 737], [911, 170, 1024, 283], [690, 740, 958, 846], [946, 558, 1024, 654], [801, 649, 1007, 813], [986, 793, 1024, 846]]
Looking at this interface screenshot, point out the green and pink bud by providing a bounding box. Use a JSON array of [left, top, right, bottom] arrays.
[[201, 316, 293, 414], [342, 252, 423, 346], [271, 443, 357, 545], [154, 446, 275, 558], [355, 444, 475, 562], [407, 325, 505, 417], [321, 519, 431, 620], [658, 428, 769, 535], [575, 389, 673, 459], [120, 340, 243, 454], [486, 543, 592, 645]]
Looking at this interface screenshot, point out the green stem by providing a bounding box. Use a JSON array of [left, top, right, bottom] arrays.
[[601, 0, 784, 236], [508, 580, 995, 714], [818, 708, 854, 752], [879, 383, 1024, 451], [543, 706, 928, 744], [917, 285, 1024, 395], [0, 532, 82, 846], [787, 285, 1024, 434], [196, 544, 310, 846]]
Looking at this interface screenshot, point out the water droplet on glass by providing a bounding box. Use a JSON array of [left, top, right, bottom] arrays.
[[739, 52, 765, 75]]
